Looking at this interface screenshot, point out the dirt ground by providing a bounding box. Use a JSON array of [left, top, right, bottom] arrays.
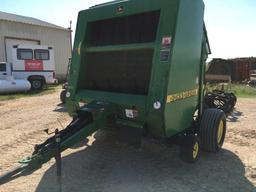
[[0, 90, 255, 192]]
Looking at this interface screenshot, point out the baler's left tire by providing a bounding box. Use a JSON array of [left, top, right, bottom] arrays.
[[180, 135, 200, 163], [60, 90, 67, 103], [200, 109, 226, 153]]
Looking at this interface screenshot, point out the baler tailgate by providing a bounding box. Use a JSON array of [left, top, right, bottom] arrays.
[[77, 10, 161, 97]]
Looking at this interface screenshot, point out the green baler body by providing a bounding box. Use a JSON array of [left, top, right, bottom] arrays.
[[67, 0, 210, 138]]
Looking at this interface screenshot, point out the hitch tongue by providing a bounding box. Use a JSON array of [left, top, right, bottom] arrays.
[[0, 101, 117, 186]]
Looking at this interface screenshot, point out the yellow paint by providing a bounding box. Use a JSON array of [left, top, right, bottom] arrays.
[[218, 120, 224, 144], [193, 142, 199, 159], [77, 42, 82, 55], [166, 88, 198, 103]]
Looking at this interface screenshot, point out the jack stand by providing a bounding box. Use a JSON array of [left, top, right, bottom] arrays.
[[55, 129, 62, 192]]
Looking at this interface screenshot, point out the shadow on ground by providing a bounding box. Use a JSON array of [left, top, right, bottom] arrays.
[[53, 103, 67, 113], [36, 131, 255, 192]]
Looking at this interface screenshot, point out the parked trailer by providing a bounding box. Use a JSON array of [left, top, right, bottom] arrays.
[[0, 0, 234, 185], [207, 58, 251, 83]]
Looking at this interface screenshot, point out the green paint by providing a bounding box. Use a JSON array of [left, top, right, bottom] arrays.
[[0, 0, 212, 184], [67, 0, 210, 138]]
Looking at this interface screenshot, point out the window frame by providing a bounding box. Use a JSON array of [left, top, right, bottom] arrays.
[[17, 49, 33, 60], [0, 63, 7, 72], [34, 49, 50, 60]]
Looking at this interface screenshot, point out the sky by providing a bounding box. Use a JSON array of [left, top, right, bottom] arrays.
[[1, 0, 256, 59]]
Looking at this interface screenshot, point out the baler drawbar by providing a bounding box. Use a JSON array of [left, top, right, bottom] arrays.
[[0, 101, 117, 185]]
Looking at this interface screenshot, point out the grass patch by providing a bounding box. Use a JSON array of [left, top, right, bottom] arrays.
[[0, 85, 61, 101], [206, 84, 256, 98], [1, 83, 254, 101]]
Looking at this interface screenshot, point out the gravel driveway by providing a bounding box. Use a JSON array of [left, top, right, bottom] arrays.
[[0, 91, 255, 192]]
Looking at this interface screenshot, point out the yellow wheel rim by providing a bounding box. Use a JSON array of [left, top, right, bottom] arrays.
[[193, 142, 199, 159], [218, 120, 224, 144]]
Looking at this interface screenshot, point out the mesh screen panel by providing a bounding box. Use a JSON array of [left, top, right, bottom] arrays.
[[88, 11, 160, 46], [80, 49, 154, 95]]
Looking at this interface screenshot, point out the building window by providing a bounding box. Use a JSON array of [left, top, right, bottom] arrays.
[[17, 49, 33, 60], [0, 63, 6, 72], [34, 49, 50, 60]]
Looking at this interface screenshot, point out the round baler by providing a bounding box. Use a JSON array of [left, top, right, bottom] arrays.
[[0, 0, 234, 185]]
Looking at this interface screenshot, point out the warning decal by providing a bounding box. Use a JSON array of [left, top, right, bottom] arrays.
[[160, 50, 170, 62], [162, 36, 172, 47]]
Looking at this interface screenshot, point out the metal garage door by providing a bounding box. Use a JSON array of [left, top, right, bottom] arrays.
[[5, 38, 39, 63]]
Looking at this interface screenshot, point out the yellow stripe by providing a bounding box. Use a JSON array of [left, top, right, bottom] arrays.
[[166, 88, 198, 103], [77, 41, 82, 55]]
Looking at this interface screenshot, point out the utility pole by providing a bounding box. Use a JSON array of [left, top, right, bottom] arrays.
[[68, 20, 73, 56]]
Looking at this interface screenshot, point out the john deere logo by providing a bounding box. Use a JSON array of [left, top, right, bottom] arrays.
[[117, 6, 124, 13]]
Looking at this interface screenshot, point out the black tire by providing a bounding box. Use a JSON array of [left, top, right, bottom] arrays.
[[180, 135, 200, 163], [60, 90, 66, 103], [229, 93, 237, 108], [30, 79, 43, 90], [200, 109, 226, 152]]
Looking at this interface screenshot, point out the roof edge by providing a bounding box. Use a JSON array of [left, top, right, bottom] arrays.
[[0, 11, 69, 31]]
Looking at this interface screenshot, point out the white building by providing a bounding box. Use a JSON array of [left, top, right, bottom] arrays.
[[0, 11, 72, 80]]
